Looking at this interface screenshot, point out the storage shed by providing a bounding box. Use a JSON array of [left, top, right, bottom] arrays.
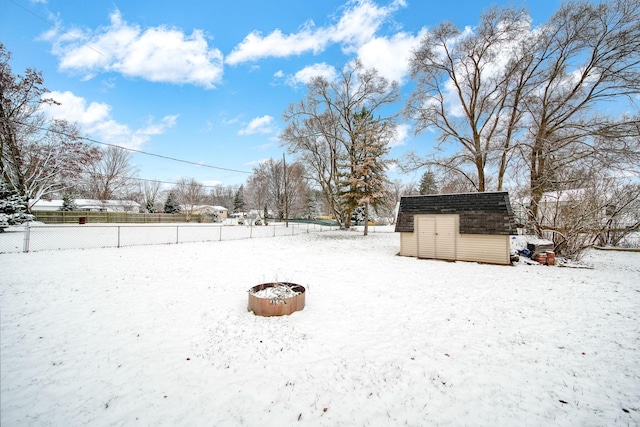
[[395, 192, 516, 265]]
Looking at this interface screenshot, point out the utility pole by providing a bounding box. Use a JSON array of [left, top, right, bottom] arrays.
[[283, 153, 289, 228]]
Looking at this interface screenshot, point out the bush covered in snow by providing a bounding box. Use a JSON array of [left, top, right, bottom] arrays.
[[0, 180, 34, 232]]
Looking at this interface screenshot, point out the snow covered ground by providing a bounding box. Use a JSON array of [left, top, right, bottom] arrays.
[[1, 229, 638, 426]]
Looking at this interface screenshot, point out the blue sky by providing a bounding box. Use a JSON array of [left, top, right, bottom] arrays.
[[1, 0, 561, 188]]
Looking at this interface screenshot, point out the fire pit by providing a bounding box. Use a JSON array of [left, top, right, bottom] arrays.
[[248, 282, 306, 317]]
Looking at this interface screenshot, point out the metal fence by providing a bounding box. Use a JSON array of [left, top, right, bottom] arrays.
[[0, 222, 339, 254]]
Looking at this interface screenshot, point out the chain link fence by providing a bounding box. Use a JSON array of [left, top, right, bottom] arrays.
[[0, 222, 340, 254]]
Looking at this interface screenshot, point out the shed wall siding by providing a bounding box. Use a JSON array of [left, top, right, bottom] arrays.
[[457, 234, 510, 265], [400, 232, 418, 257]]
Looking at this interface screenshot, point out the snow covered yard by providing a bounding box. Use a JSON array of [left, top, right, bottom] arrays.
[[1, 230, 638, 426]]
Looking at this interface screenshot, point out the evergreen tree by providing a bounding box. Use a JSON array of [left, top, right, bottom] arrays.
[[419, 170, 438, 195], [163, 191, 181, 214], [233, 185, 245, 213], [60, 193, 78, 211], [340, 107, 392, 235], [145, 199, 157, 213], [0, 179, 34, 232], [350, 205, 366, 225]]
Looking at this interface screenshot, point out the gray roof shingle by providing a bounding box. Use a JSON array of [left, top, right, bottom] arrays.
[[395, 192, 516, 235]]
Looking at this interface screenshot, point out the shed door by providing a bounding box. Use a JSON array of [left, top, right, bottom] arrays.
[[417, 217, 436, 259], [416, 215, 457, 260], [435, 216, 456, 260]]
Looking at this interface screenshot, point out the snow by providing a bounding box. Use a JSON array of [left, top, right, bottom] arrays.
[[251, 283, 302, 299], [1, 229, 639, 426]]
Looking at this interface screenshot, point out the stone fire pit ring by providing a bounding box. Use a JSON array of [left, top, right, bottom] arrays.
[[248, 282, 306, 317]]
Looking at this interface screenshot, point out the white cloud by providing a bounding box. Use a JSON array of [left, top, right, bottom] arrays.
[[42, 10, 223, 88], [273, 63, 337, 87], [288, 63, 338, 86], [389, 123, 410, 147], [41, 91, 178, 150], [238, 115, 277, 135], [226, 0, 406, 65], [357, 29, 426, 83]]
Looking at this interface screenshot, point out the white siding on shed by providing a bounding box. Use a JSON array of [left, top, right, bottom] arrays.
[[400, 232, 418, 257], [399, 214, 511, 265], [457, 234, 510, 265]]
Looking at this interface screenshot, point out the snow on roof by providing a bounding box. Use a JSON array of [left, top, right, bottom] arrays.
[[32, 200, 63, 209], [32, 199, 141, 209]]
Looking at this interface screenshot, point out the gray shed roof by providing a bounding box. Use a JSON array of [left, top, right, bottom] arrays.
[[395, 191, 516, 235]]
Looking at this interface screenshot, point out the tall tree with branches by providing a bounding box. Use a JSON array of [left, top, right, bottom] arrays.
[[406, 7, 532, 192], [340, 107, 393, 235], [520, 0, 640, 232], [174, 177, 206, 221], [0, 45, 100, 210], [247, 158, 309, 221], [281, 60, 399, 229], [84, 145, 138, 201]]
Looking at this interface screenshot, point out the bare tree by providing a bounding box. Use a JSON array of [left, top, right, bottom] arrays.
[[140, 179, 163, 213], [406, 7, 531, 192], [1, 45, 100, 210], [404, 0, 640, 257], [246, 158, 310, 221], [209, 184, 238, 212], [281, 60, 399, 228], [84, 145, 138, 200], [174, 177, 206, 221], [521, 0, 640, 232]]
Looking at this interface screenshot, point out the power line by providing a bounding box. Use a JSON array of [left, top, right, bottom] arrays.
[[76, 170, 237, 190], [11, 119, 252, 175], [7, 0, 106, 57]]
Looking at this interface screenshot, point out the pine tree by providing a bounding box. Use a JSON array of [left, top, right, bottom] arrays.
[[419, 170, 438, 195], [0, 179, 34, 232], [145, 199, 157, 213], [60, 193, 78, 211], [233, 185, 245, 213], [163, 191, 181, 214], [340, 107, 392, 235]]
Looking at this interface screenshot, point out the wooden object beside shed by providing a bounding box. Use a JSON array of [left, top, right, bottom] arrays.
[[395, 192, 516, 265]]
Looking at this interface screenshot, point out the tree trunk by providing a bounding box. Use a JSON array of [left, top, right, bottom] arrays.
[[363, 203, 369, 236]]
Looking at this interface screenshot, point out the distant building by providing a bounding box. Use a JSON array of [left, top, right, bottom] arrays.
[[189, 205, 228, 220], [31, 199, 141, 213]]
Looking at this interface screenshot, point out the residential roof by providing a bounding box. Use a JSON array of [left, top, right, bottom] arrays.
[[395, 191, 516, 235], [32, 199, 141, 210]]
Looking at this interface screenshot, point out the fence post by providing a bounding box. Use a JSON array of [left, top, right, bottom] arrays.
[[117, 226, 121, 248], [176, 225, 179, 244], [273, 225, 275, 237], [23, 223, 31, 253], [219, 226, 222, 241]]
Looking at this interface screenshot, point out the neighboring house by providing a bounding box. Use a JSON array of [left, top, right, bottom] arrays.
[[513, 188, 639, 229], [395, 192, 516, 265], [190, 205, 228, 220], [31, 199, 141, 212], [30, 199, 64, 211]]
